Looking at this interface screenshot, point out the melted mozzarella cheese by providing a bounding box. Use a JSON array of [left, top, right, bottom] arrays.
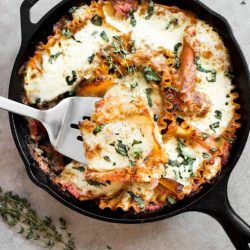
[[57, 161, 123, 197]]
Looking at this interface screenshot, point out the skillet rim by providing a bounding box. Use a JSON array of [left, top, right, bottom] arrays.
[[8, 0, 250, 223]]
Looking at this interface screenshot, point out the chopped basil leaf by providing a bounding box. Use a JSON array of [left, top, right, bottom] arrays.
[[173, 43, 182, 68], [91, 15, 103, 26], [72, 166, 85, 172], [224, 70, 235, 79], [131, 40, 136, 53], [69, 6, 77, 14], [167, 197, 177, 205], [132, 148, 143, 160], [88, 53, 95, 64], [154, 114, 159, 122], [210, 148, 217, 153], [129, 10, 136, 27], [202, 152, 210, 159], [87, 180, 107, 187], [115, 141, 129, 157], [113, 162, 116, 166], [35, 98, 41, 104], [145, 0, 154, 20], [132, 140, 142, 146], [100, 31, 109, 42], [48, 52, 62, 64], [209, 122, 220, 132], [215, 110, 222, 120], [130, 160, 136, 166], [128, 191, 145, 209], [66, 70, 77, 85], [176, 139, 196, 167], [145, 88, 153, 107], [106, 246, 112, 250], [62, 28, 81, 43], [225, 102, 229, 105], [166, 18, 178, 30], [228, 138, 235, 144], [93, 124, 106, 135], [201, 132, 210, 139], [194, 56, 217, 82], [103, 156, 111, 162], [241, 1, 246, 4], [143, 67, 161, 82], [168, 160, 181, 168]]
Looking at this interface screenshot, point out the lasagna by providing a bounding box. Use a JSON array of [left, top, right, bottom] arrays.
[[23, 0, 240, 213]]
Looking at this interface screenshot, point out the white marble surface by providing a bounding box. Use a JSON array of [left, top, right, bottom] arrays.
[[0, 0, 249, 249]]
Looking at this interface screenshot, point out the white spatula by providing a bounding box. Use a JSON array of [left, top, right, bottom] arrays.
[[0, 96, 101, 163]]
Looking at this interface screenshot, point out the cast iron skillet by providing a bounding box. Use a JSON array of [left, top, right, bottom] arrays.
[[8, 0, 250, 248]]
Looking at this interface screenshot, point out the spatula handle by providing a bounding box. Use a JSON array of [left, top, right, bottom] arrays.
[[0, 96, 43, 121]]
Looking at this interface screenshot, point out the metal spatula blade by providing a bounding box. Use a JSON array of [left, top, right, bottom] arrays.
[[0, 96, 101, 163]]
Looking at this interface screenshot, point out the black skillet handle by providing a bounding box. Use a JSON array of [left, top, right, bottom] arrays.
[[188, 177, 250, 249], [20, 0, 40, 44]]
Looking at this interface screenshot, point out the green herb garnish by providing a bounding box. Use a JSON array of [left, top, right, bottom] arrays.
[[128, 192, 145, 209], [130, 82, 138, 90], [62, 28, 81, 43], [215, 110, 222, 120], [201, 132, 210, 139], [194, 56, 217, 82], [0, 188, 75, 249], [202, 152, 210, 159], [48, 52, 62, 64], [91, 30, 98, 36], [167, 197, 177, 205], [132, 148, 143, 160], [100, 31, 109, 42], [209, 122, 220, 132], [132, 140, 142, 146], [87, 53, 95, 64], [66, 70, 77, 85], [72, 166, 85, 172], [210, 148, 217, 153], [129, 10, 136, 27], [103, 156, 111, 162], [69, 6, 77, 14], [145, 88, 153, 107], [86, 180, 107, 187], [143, 67, 161, 82], [115, 141, 129, 157], [145, 0, 154, 20], [224, 70, 235, 79], [176, 139, 196, 167], [91, 15, 103, 26], [173, 43, 182, 68], [93, 124, 106, 135], [154, 114, 159, 122], [166, 18, 178, 30], [168, 160, 181, 168]]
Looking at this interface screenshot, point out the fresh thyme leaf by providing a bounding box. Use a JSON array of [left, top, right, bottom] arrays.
[[88, 53, 95, 64], [201, 132, 210, 139], [224, 70, 235, 79], [62, 28, 81, 43], [100, 31, 109, 42], [91, 15, 103, 26], [69, 6, 77, 14], [167, 197, 177, 205], [202, 152, 210, 159], [145, 0, 154, 20], [115, 141, 129, 157], [129, 10, 136, 27], [166, 18, 178, 30], [145, 88, 153, 107], [209, 122, 220, 132], [215, 110, 222, 120], [132, 140, 142, 146], [103, 156, 111, 162], [132, 148, 143, 160], [143, 67, 161, 82], [128, 192, 145, 209], [48, 52, 62, 64], [173, 43, 182, 68], [86, 180, 107, 187], [93, 124, 106, 135], [0, 188, 76, 249], [72, 166, 85, 172], [66, 71, 77, 85], [194, 56, 217, 82]]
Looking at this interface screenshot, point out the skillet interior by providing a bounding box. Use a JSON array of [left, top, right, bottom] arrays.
[[8, 0, 250, 223]]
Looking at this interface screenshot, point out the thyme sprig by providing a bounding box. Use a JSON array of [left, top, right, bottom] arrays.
[[0, 187, 75, 250]]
